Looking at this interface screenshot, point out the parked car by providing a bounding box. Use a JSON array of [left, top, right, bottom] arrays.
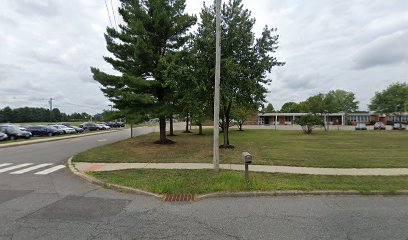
[[0, 125, 32, 140], [355, 123, 367, 130], [50, 124, 76, 134], [72, 126, 84, 133], [393, 123, 406, 130], [373, 122, 386, 130], [107, 121, 125, 128], [0, 132, 8, 141], [25, 125, 61, 137], [97, 123, 111, 130], [80, 122, 99, 131], [59, 123, 84, 133]]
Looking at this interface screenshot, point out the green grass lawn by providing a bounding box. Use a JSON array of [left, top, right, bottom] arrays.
[[74, 129, 408, 168], [89, 169, 408, 194]]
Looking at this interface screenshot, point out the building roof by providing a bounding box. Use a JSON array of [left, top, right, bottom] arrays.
[[258, 112, 346, 117]]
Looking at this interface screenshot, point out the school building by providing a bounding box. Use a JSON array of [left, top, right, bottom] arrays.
[[256, 112, 408, 126]]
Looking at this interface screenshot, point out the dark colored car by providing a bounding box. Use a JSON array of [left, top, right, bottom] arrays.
[[108, 121, 125, 128], [355, 123, 367, 130], [0, 132, 8, 141], [72, 126, 84, 133], [25, 125, 61, 137], [80, 122, 99, 131], [393, 123, 406, 130], [0, 125, 32, 140], [373, 122, 386, 130]]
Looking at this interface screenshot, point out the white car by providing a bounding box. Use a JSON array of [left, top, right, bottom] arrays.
[[50, 125, 77, 134], [96, 124, 110, 130]]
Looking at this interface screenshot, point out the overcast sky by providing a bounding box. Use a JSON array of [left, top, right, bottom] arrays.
[[1, 0, 407, 114]]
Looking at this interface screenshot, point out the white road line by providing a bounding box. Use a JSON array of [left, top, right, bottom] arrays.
[[97, 139, 107, 142], [0, 163, 13, 168], [34, 165, 66, 175], [10, 163, 54, 174], [0, 163, 33, 173]]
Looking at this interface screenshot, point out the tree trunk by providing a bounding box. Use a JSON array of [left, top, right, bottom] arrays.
[[159, 116, 166, 141], [225, 114, 230, 146], [326, 114, 330, 131], [322, 114, 327, 131], [198, 123, 203, 135], [184, 113, 191, 133], [168, 115, 176, 136], [130, 122, 133, 138], [221, 102, 234, 148], [190, 115, 193, 131], [238, 123, 243, 131], [155, 116, 174, 144], [223, 108, 228, 147], [186, 114, 189, 132]]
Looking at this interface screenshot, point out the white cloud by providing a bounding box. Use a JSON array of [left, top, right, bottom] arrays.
[[353, 31, 408, 69], [0, 0, 407, 114]]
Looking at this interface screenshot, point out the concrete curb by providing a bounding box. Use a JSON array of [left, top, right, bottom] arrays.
[[67, 157, 162, 199], [68, 158, 408, 200], [197, 190, 408, 200], [0, 130, 120, 149]]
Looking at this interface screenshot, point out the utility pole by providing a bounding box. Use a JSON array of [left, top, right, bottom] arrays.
[[48, 98, 53, 122], [213, 0, 221, 171]]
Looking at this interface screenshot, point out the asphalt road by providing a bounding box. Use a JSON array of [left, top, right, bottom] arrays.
[[1, 126, 408, 239]]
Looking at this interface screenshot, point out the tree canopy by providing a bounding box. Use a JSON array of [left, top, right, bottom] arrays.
[[91, 0, 196, 144], [299, 90, 358, 114], [0, 106, 91, 123], [369, 82, 408, 116], [194, 0, 284, 147], [263, 103, 275, 113], [280, 102, 300, 113], [325, 90, 359, 113]]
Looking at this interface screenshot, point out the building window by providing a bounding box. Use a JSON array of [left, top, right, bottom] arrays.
[[391, 115, 408, 122], [349, 115, 369, 123]]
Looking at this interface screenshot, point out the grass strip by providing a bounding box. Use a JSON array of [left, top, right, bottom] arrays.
[[89, 169, 408, 195]]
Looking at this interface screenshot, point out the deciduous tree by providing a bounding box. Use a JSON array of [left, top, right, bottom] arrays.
[[369, 82, 408, 122], [231, 104, 256, 131], [195, 0, 284, 147], [280, 102, 300, 113], [263, 103, 275, 113]]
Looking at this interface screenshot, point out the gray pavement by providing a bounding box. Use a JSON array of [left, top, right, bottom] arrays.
[[1, 124, 408, 239]]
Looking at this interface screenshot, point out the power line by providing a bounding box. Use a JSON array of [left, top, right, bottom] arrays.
[[104, 0, 113, 28], [110, 0, 118, 30]]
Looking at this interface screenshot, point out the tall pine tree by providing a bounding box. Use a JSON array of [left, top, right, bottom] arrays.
[[91, 0, 196, 144]]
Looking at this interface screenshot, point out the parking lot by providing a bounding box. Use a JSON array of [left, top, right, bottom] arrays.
[[0, 121, 126, 144]]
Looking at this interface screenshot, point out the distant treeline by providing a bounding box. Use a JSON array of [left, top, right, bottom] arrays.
[[0, 106, 92, 123]]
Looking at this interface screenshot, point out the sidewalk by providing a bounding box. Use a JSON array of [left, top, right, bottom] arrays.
[[74, 162, 408, 176]]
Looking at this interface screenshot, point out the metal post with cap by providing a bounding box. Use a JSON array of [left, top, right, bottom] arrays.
[[242, 152, 252, 182]]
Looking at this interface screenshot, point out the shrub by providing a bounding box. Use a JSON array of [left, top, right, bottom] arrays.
[[295, 114, 324, 134]]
